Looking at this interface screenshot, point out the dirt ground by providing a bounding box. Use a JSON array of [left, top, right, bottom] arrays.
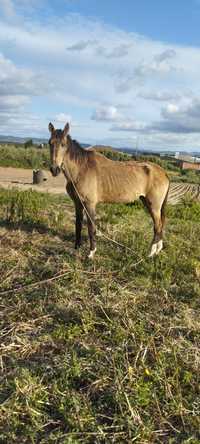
[[0, 167, 66, 195]]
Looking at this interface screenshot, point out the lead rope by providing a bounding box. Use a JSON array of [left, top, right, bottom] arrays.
[[63, 165, 144, 266]]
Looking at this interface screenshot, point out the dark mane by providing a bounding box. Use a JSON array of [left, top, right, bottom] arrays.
[[67, 135, 94, 165]]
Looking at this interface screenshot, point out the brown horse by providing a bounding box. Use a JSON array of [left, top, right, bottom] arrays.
[[49, 122, 170, 259]]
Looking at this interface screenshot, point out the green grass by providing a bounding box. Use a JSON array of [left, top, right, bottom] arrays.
[[0, 188, 200, 443], [0, 144, 50, 169], [168, 169, 200, 185]]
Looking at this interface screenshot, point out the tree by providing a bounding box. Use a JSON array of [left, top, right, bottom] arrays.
[[24, 139, 33, 149]]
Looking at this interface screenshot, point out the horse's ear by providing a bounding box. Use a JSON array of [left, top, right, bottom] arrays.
[[63, 122, 70, 136], [48, 122, 55, 134]]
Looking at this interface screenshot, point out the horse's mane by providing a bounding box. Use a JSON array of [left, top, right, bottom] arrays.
[[67, 135, 94, 165]]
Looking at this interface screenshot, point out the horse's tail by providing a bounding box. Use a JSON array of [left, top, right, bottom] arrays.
[[161, 180, 170, 226]]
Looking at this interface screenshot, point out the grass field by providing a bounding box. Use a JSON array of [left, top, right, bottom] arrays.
[[0, 188, 200, 443]]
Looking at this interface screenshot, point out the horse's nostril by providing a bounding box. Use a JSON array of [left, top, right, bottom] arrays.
[[50, 166, 61, 176]]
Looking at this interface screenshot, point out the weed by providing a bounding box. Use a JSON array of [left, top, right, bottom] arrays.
[[0, 144, 50, 169]]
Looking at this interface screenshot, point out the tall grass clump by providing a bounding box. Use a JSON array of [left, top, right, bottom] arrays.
[[0, 144, 50, 169], [2, 189, 50, 225]]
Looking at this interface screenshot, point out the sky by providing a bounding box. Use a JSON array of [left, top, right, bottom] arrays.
[[1, 1, 200, 150]]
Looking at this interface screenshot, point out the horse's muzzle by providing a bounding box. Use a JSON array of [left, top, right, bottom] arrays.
[[50, 166, 61, 177]]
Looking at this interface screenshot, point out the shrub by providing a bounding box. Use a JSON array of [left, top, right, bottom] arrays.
[[4, 189, 50, 224], [0, 144, 50, 169]]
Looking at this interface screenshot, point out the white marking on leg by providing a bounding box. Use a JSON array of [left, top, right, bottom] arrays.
[[88, 248, 96, 260], [148, 243, 158, 258], [149, 240, 163, 258], [156, 239, 163, 255]]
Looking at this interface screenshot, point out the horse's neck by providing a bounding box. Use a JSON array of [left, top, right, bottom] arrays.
[[62, 137, 89, 183], [62, 152, 80, 183]]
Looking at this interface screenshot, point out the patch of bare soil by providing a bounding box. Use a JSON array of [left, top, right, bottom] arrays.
[[0, 167, 66, 195]]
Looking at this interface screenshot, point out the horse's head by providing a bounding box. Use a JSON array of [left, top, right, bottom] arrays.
[[48, 122, 70, 176]]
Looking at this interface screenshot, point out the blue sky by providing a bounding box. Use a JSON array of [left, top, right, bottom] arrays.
[[58, 0, 200, 47], [1, 0, 200, 150]]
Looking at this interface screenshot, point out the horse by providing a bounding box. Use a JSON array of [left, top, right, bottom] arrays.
[[48, 122, 170, 259]]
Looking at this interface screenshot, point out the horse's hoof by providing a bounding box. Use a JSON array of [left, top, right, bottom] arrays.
[[88, 248, 96, 260], [155, 240, 163, 255], [148, 240, 163, 258]]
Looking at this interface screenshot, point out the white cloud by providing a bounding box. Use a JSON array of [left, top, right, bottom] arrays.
[[109, 98, 200, 146], [139, 90, 181, 102], [66, 40, 97, 51], [111, 120, 147, 132], [0, 53, 48, 96], [0, 95, 29, 110], [0, 52, 49, 136], [164, 103, 180, 114], [0, 110, 47, 137], [92, 106, 122, 122], [116, 50, 178, 93], [95, 43, 132, 59], [153, 98, 200, 133], [54, 113, 72, 124], [154, 49, 176, 63]]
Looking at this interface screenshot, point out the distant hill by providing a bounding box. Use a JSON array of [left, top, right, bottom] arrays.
[[0, 135, 47, 144], [0, 135, 200, 157], [0, 134, 91, 148]]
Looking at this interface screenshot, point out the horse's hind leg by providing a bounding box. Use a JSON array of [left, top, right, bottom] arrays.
[[85, 203, 97, 259], [141, 196, 164, 257], [149, 208, 163, 257], [75, 201, 83, 249]]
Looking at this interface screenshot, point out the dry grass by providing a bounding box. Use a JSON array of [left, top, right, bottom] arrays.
[[0, 144, 50, 170], [0, 188, 200, 443]]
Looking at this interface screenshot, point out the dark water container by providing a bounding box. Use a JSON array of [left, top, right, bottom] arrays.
[[33, 170, 46, 185]]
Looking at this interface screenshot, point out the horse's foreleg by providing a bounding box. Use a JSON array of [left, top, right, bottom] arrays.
[[149, 211, 163, 257], [75, 202, 83, 249], [85, 204, 96, 259]]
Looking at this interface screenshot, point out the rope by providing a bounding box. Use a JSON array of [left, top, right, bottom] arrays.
[[62, 163, 145, 265]]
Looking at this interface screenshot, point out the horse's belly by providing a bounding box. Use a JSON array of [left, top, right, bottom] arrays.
[[98, 169, 146, 203], [101, 189, 140, 203]]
